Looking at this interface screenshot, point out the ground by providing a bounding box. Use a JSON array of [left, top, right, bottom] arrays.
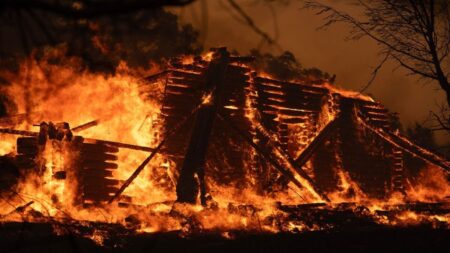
[[0, 222, 448, 253]]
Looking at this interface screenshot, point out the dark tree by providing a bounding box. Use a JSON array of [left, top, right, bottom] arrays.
[[0, 7, 201, 73], [249, 50, 331, 81], [407, 123, 438, 151], [306, 1, 450, 106]]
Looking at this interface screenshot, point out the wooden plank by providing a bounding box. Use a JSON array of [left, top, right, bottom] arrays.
[[254, 83, 325, 99], [80, 143, 119, 154], [165, 84, 194, 94], [81, 161, 118, 170], [255, 103, 320, 115], [81, 169, 114, 178], [168, 78, 205, 88], [360, 106, 389, 114], [72, 120, 98, 133], [83, 139, 154, 152], [254, 76, 328, 94], [226, 64, 251, 75], [80, 153, 117, 162], [257, 98, 323, 112], [83, 186, 118, 195], [172, 64, 205, 73], [169, 70, 203, 81], [82, 178, 119, 187]]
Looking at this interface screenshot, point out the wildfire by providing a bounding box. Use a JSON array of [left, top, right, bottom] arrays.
[[0, 47, 448, 245]]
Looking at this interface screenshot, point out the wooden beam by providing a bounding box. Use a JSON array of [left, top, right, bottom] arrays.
[[294, 117, 340, 167], [176, 48, 231, 205], [358, 117, 450, 173], [83, 138, 154, 152], [72, 120, 98, 132], [0, 128, 38, 136], [108, 103, 202, 204], [218, 112, 329, 202]]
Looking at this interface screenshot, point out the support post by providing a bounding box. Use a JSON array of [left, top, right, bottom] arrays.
[[176, 48, 230, 205]]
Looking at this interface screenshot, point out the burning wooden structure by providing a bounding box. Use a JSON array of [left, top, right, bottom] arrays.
[[0, 48, 449, 208], [0, 47, 449, 253], [146, 47, 449, 204]]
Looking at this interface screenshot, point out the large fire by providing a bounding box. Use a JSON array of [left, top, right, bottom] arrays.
[[0, 47, 448, 245]]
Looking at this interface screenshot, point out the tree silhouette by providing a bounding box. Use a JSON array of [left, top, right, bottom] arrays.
[[249, 50, 331, 81], [306, 1, 450, 108]]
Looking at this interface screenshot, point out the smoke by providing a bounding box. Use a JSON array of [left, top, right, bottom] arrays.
[[174, 0, 448, 144]]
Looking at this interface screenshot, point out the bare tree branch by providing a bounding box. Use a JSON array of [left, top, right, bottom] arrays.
[[227, 0, 282, 51], [360, 50, 390, 92], [306, 0, 450, 108], [429, 109, 450, 131]]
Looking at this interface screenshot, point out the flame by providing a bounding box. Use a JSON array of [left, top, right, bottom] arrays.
[[201, 92, 213, 105], [405, 165, 450, 202], [328, 169, 367, 203], [322, 82, 374, 102]]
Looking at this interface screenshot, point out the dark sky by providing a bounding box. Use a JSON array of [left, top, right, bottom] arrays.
[[172, 0, 448, 142]]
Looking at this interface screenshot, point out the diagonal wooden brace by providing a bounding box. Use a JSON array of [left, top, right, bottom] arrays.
[[217, 112, 330, 202]]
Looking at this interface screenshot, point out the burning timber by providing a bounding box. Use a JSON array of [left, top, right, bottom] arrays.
[[0, 48, 449, 250]]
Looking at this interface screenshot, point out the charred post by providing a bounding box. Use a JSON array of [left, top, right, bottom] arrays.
[[176, 48, 231, 205]]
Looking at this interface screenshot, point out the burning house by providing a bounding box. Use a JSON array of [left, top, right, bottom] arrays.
[[0, 48, 449, 250]]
